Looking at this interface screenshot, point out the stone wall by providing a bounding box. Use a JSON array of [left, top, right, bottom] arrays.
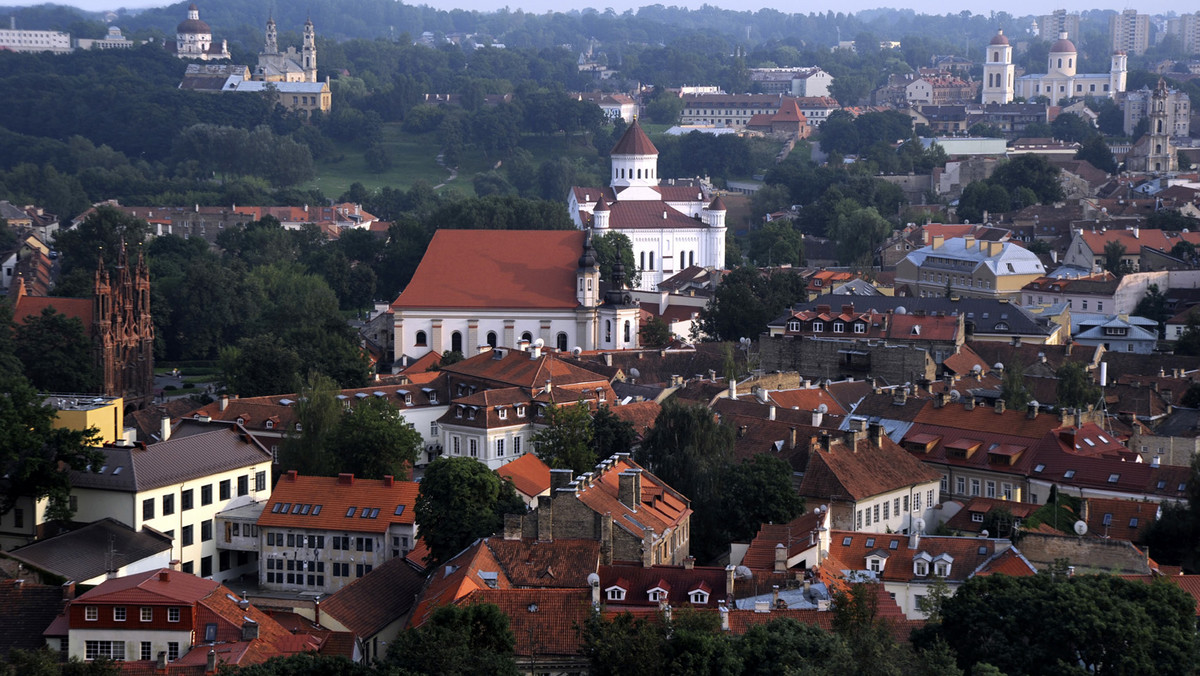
[[759, 335, 936, 385]]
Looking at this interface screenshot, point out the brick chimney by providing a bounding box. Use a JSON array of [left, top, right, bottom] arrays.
[[868, 421, 884, 448], [337, 473, 354, 485], [241, 620, 258, 641], [995, 399, 1006, 414], [537, 495, 554, 542], [550, 468, 574, 492], [725, 564, 737, 598], [774, 543, 787, 572], [503, 513, 522, 540], [383, 475, 394, 487], [618, 470, 642, 509], [206, 649, 216, 674], [62, 581, 76, 601]]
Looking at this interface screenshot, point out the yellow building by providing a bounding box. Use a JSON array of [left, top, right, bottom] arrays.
[[48, 395, 124, 444], [895, 235, 1046, 302]]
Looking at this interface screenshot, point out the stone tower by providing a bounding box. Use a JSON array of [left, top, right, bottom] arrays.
[[982, 30, 1014, 104], [302, 17, 317, 83], [264, 15, 278, 55], [1146, 78, 1176, 173]]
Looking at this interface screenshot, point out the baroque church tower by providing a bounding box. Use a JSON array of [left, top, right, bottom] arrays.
[[982, 30, 1014, 104], [1146, 78, 1176, 173], [94, 243, 155, 407], [303, 18, 317, 83]]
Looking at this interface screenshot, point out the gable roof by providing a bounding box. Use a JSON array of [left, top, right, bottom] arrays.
[[497, 453, 552, 499], [392, 230, 585, 311], [465, 588, 593, 658], [827, 531, 1031, 583], [484, 538, 600, 588], [599, 562, 728, 607], [441, 347, 611, 391], [798, 436, 941, 502], [575, 456, 692, 539], [319, 555, 425, 638], [75, 567, 218, 605], [741, 511, 827, 570], [258, 472, 417, 534]]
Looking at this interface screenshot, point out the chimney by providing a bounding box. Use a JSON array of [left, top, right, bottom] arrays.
[[62, 581, 76, 601], [219, 395, 229, 411], [550, 468, 575, 492], [909, 530, 921, 550], [618, 470, 642, 509], [157, 652, 167, 669], [756, 387, 770, 404], [241, 620, 259, 641], [383, 475, 394, 487], [772, 585, 781, 608], [931, 234, 945, 249], [503, 513, 522, 540], [725, 564, 736, 598], [868, 421, 884, 448], [642, 528, 655, 567], [728, 379, 738, 399], [818, 431, 832, 451], [537, 495, 554, 542], [774, 543, 787, 572], [600, 514, 613, 565], [995, 399, 1006, 414], [285, 469, 297, 481], [590, 573, 600, 606], [158, 570, 170, 582], [719, 605, 730, 631], [206, 650, 216, 674], [337, 473, 355, 485], [683, 556, 695, 570], [531, 341, 543, 359], [964, 397, 975, 411], [769, 405, 776, 421], [963, 234, 975, 249], [160, 416, 171, 442], [1027, 403, 1038, 419]]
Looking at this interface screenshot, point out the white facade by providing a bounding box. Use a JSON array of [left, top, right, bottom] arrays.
[[981, 31, 1015, 104], [1010, 33, 1126, 102], [394, 309, 597, 359], [67, 626, 191, 663], [441, 418, 536, 472], [846, 483, 941, 535], [0, 28, 72, 53]]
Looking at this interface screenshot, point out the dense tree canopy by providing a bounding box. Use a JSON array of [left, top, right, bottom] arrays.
[[415, 456, 526, 566]]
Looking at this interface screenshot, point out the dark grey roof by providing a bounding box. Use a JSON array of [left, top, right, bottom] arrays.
[[791, 297, 1053, 337], [1150, 408, 1200, 438], [0, 580, 64, 658], [5, 518, 172, 582], [70, 422, 271, 492], [612, 381, 668, 402]]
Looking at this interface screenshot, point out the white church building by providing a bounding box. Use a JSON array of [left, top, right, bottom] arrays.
[[568, 120, 727, 292], [982, 30, 1125, 104]]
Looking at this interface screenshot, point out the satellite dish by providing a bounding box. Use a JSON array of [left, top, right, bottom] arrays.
[[734, 565, 753, 579], [533, 338, 545, 348], [913, 517, 927, 534], [817, 403, 829, 413], [629, 367, 640, 379], [587, 572, 600, 586], [994, 362, 1004, 370], [972, 364, 982, 373], [895, 306, 907, 315], [949, 389, 961, 401], [1073, 520, 1088, 536], [571, 346, 583, 357], [980, 529, 989, 538], [1029, 400, 1040, 408]]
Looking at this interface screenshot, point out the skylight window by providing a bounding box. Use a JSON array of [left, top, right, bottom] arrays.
[[1097, 435, 1109, 443], [300, 504, 310, 515], [312, 505, 322, 515], [978, 546, 988, 555], [346, 507, 356, 517], [889, 540, 899, 550], [1157, 480, 1167, 489], [842, 537, 852, 546], [865, 538, 875, 548], [1107, 474, 1120, 483], [1034, 464, 1045, 473], [394, 505, 405, 516], [291, 504, 302, 514], [1102, 513, 1113, 525], [1064, 470, 1076, 479], [1129, 518, 1138, 528], [360, 509, 372, 518], [1084, 438, 1095, 447]]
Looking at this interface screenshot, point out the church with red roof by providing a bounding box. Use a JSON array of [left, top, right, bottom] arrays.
[[567, 119, 727, 291]]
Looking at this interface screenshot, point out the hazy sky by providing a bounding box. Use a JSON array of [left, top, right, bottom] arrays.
[[55, 0, 1200, 19]]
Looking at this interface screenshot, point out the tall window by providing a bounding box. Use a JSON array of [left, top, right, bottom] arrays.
[[451, 331, 463, 353], [143, 498, 155, 521], [623, 320, 631, 343], [415, 330, 427, 346], [219, 480, 230, 501], [201, 484, 212, 506], [486, 331, 497, 348], [181, 489, 193, 511], [255, 471, 266, 492], [496, 439, 505, 457]]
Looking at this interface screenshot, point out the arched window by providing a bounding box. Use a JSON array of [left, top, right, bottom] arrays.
[[637, 168, 642, 179], [993, 51, 999, 61], [605, 320, 612, 342], [415, 330, 427, 346], [1068, 59, 1072, 68], [521, 331, 533, 343], [1155, 144, 1162, 154], [451, 331, 463, 353], [649, 252, 655, 270], [556, 332, 568, 351], [1057, 58, 1062, 68], [486, 331, 497, 348], [1157, 120, 1163, 133], [623, 320, 631, 343]]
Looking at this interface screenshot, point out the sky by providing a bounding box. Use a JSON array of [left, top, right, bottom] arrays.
[[49, 0, 1200, 18]]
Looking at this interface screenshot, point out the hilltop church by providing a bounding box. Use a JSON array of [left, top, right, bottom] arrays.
[[255, 15, 318, 83], [981, 29, 1126, 104], [568, 120, 728, 292]]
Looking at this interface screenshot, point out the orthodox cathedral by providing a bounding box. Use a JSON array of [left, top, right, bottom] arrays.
[[568, 120, 728, 292], [981, 30, 1126, 104]]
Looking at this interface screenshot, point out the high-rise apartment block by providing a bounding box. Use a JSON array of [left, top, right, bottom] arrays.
[[1110, 10, 1150, 56]]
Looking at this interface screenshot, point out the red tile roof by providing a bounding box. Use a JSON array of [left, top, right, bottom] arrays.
[[741, 511, 827, 570], [1084, 497, 1158, 542], [75, 568, 218, 605], [441, 348, 611, 391], [466, 588, 593, 658], [610, 118, 658, 156], [484, 538, 600, 588], [912, 402, 1063, 439], [577, 456, 692, 540], [600, 563, 728, 608], [12, 295, 94, 334], [799, 436, 942, 503], [610, 400, 661, 438], [765, 388, 848, 416], [392, 230, 585, 310], [943, 497, 1040, 533], [604, 199, 711, 229], [258, 473, 417, 534], [826, 531, 1032, 583], [319, 555, 426, 638], [498, 453, 552, 499]]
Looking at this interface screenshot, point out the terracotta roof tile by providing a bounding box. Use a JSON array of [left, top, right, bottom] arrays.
[[609, 400, 661, 438], [466, 588, 593, 657], [485, 538, 599, 588], [742, 511, 827, 570], [610, 119, 658, 156], [392, 230, 585, 310], [1083, 497, 1157, 542], [600, 563, 728, 608], [258, 473, 417, 534], [799, 436, 941, 502], [320, 555, 425, 638], [497, 454, 552, 499], [576, 457, 692, 539]]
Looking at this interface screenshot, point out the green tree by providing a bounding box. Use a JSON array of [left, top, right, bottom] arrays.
[[826, 206, 893, 265], [1134, 283, 1169, 336], [1075, 135, 1117, 174], [592, 404, 637, 458], [989, 154, 1064, 205], [1103, 240, 1128, 276], [933, 573, 1200, 676], [698, 267, 807, 342], [1055, 362, 1102, 410], [13, 307, 101, 393], [224, 653, 375, 676], [2, 648, 121, 676], [218, 335, 303, 398], [1176, 312, 1200, 357], [532, 401, 596, 474], [386, 603, 520, 676], [1050, 112, 1096, 144], [581, 610, 669, 676], [1000, 359, 1031, 410], [747, 219, 805, 267], [720, 455, 805, 546], [831, 581, 908, 676], [0, 373, 103, 521], [639, 316, 672, 348], [330, 397, 422, 480], [415, 456, 525, 566], [592, 231, 641, 289], [736, 617, 849, 676], [278, 373, 342, 477]]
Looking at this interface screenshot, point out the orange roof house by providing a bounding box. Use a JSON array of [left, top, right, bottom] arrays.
[[497, 453, 552, 505]]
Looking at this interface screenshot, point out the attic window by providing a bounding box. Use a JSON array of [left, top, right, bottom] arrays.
[[265, 420, 274, 429], [456, 407, 463, 418], [346, 507, 356, 517], [889, 540, 899, 550], [1084, 438, 1095, 447], [1034, 464, 1045, 473], [1157, 480, 1167, 489], [865, 538, 875, 548], [1064, 470, 1076, 479], [1129, 518, 1139, 528], [689, 590, 709, 604], [1097, 435, 1109, 443], [499, 408, 508, 420], [271, 503, 282, 513], [394, 505, 405, 516], [300, 504, 310, 515], [295, 423, 302, 432], [517, 406, 526, 418], [1181, 483, 1188, 492], [787, 320, 801, 332], [606, 587, 626, 601], [842, 536, 852, 546], [934, 562, 950, 577], [1107, 474, 1119, 483], [405, 394, 413, 406], [911, 325, 921, 336], [978, 546, 988, 555], [236, 417, 245, 425], [648, 589, 668, 602], [812, 321, 824, 332], [914, 560, 929, 576], [971, 513, 984, 523], [312, 505, 322, 515]]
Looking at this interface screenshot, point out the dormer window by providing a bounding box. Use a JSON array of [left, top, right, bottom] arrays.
[[456, 407, 463, 418], [787, 320, 801, 332], [605, 586, 626, 601], [498, 408, 508, 420], [428, 392, 438, 404], [236, 417, 245, 425], [812, 321, 824, 332], [405, 394, 413, 406], [295, 423, 302, 432], [517, 406, 526, 418], [265, 420, 274, 429], [933, 554, 953, 577], [854, 323, 866, 333], [833, 321, 844, 333], [648, 589, 668, 603], [689, 590, 709, 604], [599, 391, 606, 402], [468, 408, 476, 421], [913, 552, 932, 576]]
